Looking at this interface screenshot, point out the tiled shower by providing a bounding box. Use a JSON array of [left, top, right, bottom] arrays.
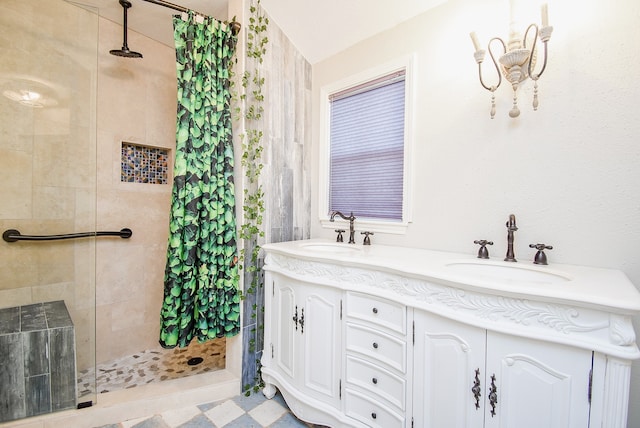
[[0, 0, 312, 424], [0, 0, 186, 422], [0, 0, 99, 422]]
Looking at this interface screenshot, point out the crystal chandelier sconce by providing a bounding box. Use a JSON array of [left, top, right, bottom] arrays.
[[470, 3, 553, 119]]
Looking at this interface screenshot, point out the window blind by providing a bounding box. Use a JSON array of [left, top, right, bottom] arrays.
[[329, 72, 405, 220]]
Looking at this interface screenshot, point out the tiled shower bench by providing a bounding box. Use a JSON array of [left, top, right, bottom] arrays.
[[0, 300, 76, 422]]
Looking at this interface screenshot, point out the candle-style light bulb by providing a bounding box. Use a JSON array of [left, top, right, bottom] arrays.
[[541, 3, 549, 27], [470, 32, 481, 51]]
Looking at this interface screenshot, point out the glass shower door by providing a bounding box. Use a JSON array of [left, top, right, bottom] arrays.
[[0, 0, 98, 421]]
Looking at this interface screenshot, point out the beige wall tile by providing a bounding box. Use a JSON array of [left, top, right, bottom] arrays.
[[31, 281, 75, 305], [93, 16, 177, 364], [0, 287, 32, 309], [73, 306, 96, 371], [0, 149, 33, 219], [33, 186, 76, 220]]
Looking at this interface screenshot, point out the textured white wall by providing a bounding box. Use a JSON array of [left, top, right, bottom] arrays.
[[311, 0, 640, 424]]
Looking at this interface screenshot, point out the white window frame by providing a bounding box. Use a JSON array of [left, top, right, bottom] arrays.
[[318, 54, 415, 234]]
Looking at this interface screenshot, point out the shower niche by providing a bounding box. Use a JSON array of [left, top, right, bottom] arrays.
[[0, 301, 76, 423], [121, 141, 170, 184]]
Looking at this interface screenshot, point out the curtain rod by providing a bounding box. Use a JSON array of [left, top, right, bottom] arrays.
[[139, 0, 241, 35]]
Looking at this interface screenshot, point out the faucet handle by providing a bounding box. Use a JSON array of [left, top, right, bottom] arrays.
[[361, 231, 374, 245], [529, 243, 553, 265], [335, 229, 345, 242], [474, 240, 494, 259]]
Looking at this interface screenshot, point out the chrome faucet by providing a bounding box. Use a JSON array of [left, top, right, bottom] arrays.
[[330, 211, 356, 244], [504, 214, 518, 262]]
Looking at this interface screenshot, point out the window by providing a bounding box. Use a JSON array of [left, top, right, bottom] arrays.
[[320, 57, 413, 233]]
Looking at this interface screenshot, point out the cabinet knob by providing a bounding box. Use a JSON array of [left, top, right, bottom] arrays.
[[372, 307, 378, 314], [372, 377, 378, 384], [372, 342, 379, 349], [371, 412, 377, 419]]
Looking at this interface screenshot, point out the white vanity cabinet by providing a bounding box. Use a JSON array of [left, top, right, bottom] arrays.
[[260, 240, 640, 428], [413, 310, 592, 428]]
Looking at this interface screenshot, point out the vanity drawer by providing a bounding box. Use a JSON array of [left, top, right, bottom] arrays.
[[345, 388, 404, 428], [345, 323, 406, 373], [345, 355, 406, 410], [345, 291, 406, 335]]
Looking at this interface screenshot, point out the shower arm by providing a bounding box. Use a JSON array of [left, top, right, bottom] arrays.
[[139, 0, 241, 35], [2, 228, 132, 243]]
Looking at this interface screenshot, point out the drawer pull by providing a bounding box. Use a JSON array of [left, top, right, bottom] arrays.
[[371, 412, 377, 419], [372, 342, 379, 349], [372, 307, 378, 314], [372, 377, 378, 384]]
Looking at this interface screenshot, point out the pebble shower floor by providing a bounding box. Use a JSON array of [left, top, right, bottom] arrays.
[[77, 338, 226, 395]]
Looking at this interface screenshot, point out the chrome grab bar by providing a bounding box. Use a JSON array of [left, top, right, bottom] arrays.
[[2, 228, 132, 243]]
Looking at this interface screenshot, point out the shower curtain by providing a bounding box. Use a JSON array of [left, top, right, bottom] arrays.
[[159, 12, 240, 348]]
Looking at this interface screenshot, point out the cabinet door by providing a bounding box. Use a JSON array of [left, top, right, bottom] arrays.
[[484, 332, 592, 428], [271, 274, 297, 382], [271, 274, 341, 407], [299, 282, 342, 407], [413, 310, 486, 428]]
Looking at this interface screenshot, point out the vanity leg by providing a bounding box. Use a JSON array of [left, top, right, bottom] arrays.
[[263, 382, 277, 399]]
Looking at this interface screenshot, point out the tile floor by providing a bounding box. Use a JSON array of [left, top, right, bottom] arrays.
[[94, 390, 324, 428], [77, 338, 322, 428]]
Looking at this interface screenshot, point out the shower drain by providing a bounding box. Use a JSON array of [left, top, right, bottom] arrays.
[[187, 357, 204, 366]]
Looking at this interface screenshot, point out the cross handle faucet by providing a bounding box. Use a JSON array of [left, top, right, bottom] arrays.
[[330, 211, 356, 244]]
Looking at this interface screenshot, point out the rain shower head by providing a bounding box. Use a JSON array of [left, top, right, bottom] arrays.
[[110, 46, 143, 58], [110, 0, 143, 58]]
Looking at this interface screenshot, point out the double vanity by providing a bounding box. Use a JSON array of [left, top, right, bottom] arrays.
[[260, 239, 640, 428]]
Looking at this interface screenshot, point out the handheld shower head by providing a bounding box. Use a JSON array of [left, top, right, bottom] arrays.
[[110, 0, 143, 58]]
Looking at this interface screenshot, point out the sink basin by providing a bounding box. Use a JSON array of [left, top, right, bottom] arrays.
[[445, 261, 570, 284], [300, 243, 362, 254]]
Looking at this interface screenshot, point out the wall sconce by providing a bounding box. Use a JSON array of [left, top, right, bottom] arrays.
[[470, 3, 553, 119]]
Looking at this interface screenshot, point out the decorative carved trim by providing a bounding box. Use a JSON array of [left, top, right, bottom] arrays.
[[266, 254, 637, 351], [409, 278, 607, 334], [503, 354, 569, 379], [425, 332, 471, 352], [609, 315, 637, 346]]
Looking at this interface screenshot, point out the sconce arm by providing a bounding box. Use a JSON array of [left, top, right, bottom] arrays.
[[477, 37, 505, 92], [525, 24, 552, 80]]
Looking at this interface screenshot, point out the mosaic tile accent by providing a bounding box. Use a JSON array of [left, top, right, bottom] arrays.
[[77, 339, 225, 396], [121, 142, 169, 184]]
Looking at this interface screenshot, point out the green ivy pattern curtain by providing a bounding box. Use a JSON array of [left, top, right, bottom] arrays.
[[159, 13, 240, 348]]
